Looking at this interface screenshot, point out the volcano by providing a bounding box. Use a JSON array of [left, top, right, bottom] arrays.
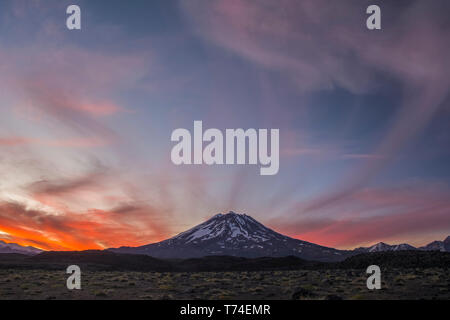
[[110, 211, 352, 262]]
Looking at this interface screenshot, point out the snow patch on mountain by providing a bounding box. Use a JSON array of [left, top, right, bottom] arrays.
[[170, 212, 281, 245]]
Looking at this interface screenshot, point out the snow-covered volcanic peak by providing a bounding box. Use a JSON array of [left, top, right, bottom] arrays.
[[111, 211, 350, 261], [355, 242, 417, 253], [169, 211, 286, 245], [0, 240, 43, 255]]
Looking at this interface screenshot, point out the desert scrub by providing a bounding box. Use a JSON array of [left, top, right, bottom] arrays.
[[249, 286, 265, 293], [158, 284, 175, 290], [94, 290, 108, 297]]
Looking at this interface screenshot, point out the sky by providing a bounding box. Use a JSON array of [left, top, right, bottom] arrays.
[[0, 0, 449, 251]]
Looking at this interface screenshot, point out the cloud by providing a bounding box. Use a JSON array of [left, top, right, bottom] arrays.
[[0, 39, 151, 146], [281, 147, 324, 157], [0, 160, 182, 251], [269, 183, 450, 248], [0, 200, 172, 251], [0, 136, 110, 148], [28, 172, 106, 197], [181, 0, 376, 93], [341, 154, 385, 160], [0, 137, 32, 146], [180, 0, 450, 214]]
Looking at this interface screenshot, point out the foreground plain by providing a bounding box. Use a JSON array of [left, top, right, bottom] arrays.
[[0, 267, 448, 300]]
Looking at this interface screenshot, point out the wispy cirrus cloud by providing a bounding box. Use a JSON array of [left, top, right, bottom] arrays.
[[0, 137, 32, 146], [180, 0, 450, 216], [0, 136, 109, 148], [269, 183, 450, 248], [341, 154, 385, 160], [2, 47, 147, 139]]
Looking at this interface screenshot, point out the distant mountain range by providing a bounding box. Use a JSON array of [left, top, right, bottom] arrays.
[[354, 236, 450, 253], [2, 212, 448, 261], [0, 240, 42, 255], [354, 242, 417, 253], [110, 211, 450, 261], [419, 236, 450, 252]]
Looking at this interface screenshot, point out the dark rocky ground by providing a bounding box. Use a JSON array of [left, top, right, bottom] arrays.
[[0, 267, 448, 300]]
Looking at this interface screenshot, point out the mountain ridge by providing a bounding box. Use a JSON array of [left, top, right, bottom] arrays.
[[110, 211, 450, 261], [0, 240, 43, 255]]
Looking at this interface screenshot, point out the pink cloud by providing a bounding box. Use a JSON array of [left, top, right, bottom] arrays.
[[0, 43, 152, 143], [0, 137, 32, 146], [270, 183, 450, 248], [0, 136, 110, 148], [77, 101, 124, 117]]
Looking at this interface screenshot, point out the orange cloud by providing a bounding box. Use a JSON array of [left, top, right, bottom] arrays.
[[0, 201, 171, 251]]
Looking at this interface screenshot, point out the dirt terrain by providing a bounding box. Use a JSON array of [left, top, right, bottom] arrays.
[[0, 267, 448, 300]]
